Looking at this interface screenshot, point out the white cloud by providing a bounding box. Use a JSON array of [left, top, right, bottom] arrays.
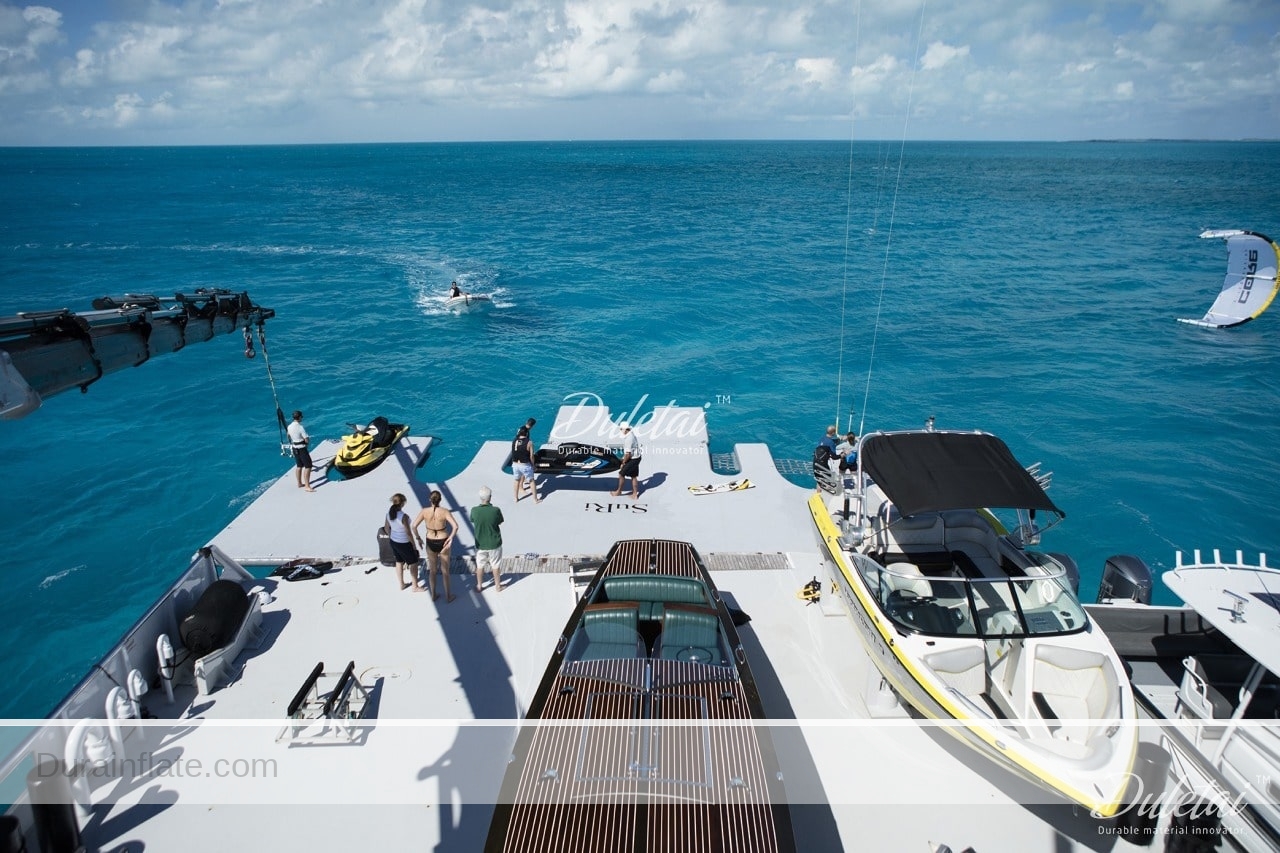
[[80, 90, 174, 127], [795, 57, 838, 87], [645, 68, 687, 94], [0, 4, 61, 62], [0, 0, 1275, 144], [920, 41, 968, 71], [852, 54, 900, 93]]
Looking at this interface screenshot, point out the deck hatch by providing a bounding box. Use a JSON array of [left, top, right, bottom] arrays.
[[575, 689, 644, 782], [647, 691, 713, 789]]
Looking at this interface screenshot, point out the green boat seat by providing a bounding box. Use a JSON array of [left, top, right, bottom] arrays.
[[658, 603, 724, 665], [602, 575, 709, 621], [576, 602, 642, 661]]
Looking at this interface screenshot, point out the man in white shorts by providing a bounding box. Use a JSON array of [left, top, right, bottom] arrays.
[[469, 486, 505, 591]]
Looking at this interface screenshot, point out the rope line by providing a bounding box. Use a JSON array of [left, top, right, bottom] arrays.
[[253, 322, 289, 452], [856, 0, 927, 439], [833, 0, 863, 430]]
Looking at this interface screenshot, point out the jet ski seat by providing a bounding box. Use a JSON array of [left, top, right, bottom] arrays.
[[367, 416, 393, 448]]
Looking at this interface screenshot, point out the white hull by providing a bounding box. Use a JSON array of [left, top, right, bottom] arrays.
[[445, 293, 491, 308], [810, 491, 1139, 816], [1090, 553, 1280, 849]]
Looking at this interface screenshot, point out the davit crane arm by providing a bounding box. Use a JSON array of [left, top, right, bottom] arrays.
[[0, 288, 275, 419]]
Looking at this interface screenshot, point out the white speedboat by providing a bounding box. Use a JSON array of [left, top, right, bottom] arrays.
[[807, 427, 1139, 817], [1088, 549, 1280, 848]]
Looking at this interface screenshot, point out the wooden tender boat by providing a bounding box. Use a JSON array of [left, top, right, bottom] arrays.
[[485, 538, 795, 853]]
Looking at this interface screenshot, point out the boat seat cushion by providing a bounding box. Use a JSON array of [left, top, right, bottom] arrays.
[[984, 609, 1022, 638], [883, 562, 932, 598], [925, 645, 987, 696], [577, 603, 642, 661], [602, 575, 708, 621], [881, 563, 962, 633], [873, 508, 945, 555], [1032, 645, 1119, 742], [941, 512, 1001, 575], [658, 604, 723, 665]]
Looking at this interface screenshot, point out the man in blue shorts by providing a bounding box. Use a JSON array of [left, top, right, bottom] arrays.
[[511, 419, 540, 503]]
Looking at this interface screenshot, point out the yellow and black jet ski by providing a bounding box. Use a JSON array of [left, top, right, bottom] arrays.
[[330, 416, 409, 479]]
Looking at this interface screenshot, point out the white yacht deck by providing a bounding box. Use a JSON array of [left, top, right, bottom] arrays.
[[22, 406, 1157, 852], [214, 405, 821, 564]]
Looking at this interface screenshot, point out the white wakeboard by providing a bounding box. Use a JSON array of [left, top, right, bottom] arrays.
[[687, 479, 754, 496]]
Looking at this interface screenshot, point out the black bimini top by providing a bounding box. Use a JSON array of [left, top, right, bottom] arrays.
[[861, 431, 1063, 519]]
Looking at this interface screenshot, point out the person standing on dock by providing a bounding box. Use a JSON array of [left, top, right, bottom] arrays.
[[385, 493, 424, 591], [470, 486, 505, 592], [511, 418, 540, 503], [288, 410, 315, 492], [413, 490, 457, 602], [611, 421, 642, 499]]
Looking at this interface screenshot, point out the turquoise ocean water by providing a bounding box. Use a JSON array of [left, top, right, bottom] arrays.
[[1, 140, 1278, 720]]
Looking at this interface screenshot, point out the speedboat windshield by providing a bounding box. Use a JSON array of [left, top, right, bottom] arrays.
[[859, 554, 1088, 639]]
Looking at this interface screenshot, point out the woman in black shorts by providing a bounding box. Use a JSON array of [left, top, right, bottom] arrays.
[[385, 493, 423, 591]]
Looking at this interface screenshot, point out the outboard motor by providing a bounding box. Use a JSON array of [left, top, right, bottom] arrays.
[[1097, 554, 1153, 604]]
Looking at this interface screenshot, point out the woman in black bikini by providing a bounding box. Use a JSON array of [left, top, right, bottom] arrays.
[[412, 490, 457, 602]]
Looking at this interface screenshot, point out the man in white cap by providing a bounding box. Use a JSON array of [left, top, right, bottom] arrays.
[[469, 486, 505, 591], [611, 421, 642, 499]]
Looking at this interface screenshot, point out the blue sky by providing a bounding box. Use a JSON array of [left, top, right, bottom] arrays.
[[1, 0, 1277, 145]]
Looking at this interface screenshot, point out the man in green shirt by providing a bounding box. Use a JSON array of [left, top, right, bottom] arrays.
[[470, 485, 505, 591]]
